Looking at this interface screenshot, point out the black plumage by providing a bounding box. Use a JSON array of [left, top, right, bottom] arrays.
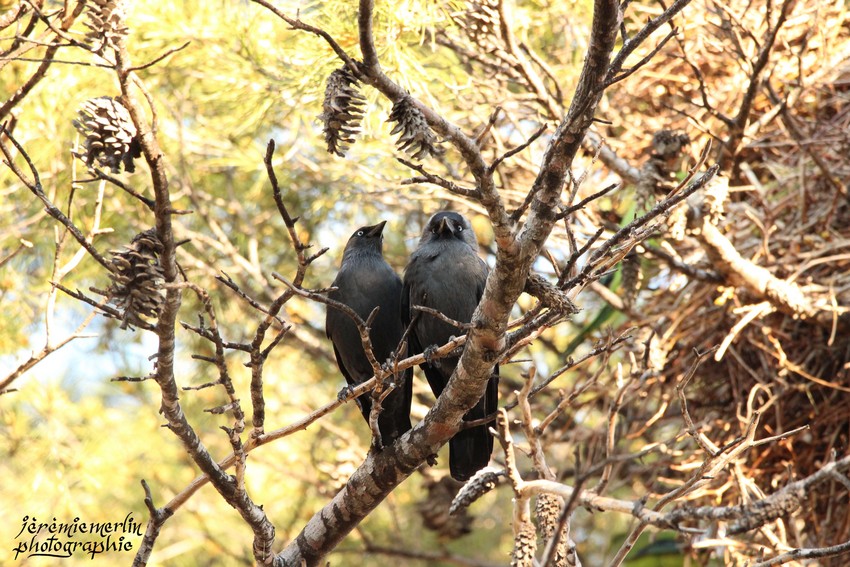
[[402, 211, 499, 481], [326, 221, 412, 446]]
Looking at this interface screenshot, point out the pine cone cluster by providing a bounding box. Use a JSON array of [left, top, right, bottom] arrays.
[[83, 0, 129, 54], [387, 96, 443, 160], [73, 96, 141, 173], [319, 66, 366, 157], [104, 229, 164, 329]]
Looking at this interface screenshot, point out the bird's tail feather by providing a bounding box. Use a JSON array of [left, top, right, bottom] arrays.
[[377, 367, 414, 445], [449, 423, 492, 481], [448, 369, 498, 481]]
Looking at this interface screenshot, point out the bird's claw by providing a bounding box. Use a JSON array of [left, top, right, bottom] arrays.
[[423, 345, 438, 364], [426, 453, 439, 467], [370, 436, 385, 452], [337, 384, 355, 402]]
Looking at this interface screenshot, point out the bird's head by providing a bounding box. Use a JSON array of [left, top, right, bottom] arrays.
[[420, 211, 478, 248], [343, 220, 386, 256]]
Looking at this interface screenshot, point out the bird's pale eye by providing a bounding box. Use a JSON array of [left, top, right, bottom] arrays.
[[356, 230, 365, 237], [456, 225, 464, 232]]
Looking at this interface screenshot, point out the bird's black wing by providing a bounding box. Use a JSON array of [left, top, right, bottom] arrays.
[[475, 256, 489, 302], [484, 364, 499, 456], [378, 365, 413, 444], [419, 358, 451, 400], [400, 275, 411, 331], [401, 265, 428, 367], [405, 257, 452, 399], [449, 385, 493, 481], [401, 276, 422, 355], [330, 342, 371, 422], [447, 254, 498, 480], [481, 258, 498, 458]]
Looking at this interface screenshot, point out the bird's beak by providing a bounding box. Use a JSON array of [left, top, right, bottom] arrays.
[[367, 221, 387, 237], [436, 217, 451, 235]]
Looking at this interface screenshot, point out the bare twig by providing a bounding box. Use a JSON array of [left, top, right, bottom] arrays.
[[132, 480, 174, 567], [397, 158, 479, 198], [603, 28, 679, 89], [273, 273, 383, 379], [0, 312, 97, 394], [489, 123, 548, 175], [127, 41, 191, 73], [752, 540, 850, 567], [412, 305, 473, 332], [1, 124, 111, 269], [676, 348, 720, 456]]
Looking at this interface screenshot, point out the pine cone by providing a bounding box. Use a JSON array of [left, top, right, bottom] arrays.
[[83, 0, 129, 54], [535, 493, 562, 539], [73, 96, 141, 173], [319, 66, 366, 157], [419, 475, 473, 540], [621, 252, 643, 311], [523, 273, 579, 316], [104, 229, 164, 329], [511, 519, 537, 567], [651, 129, 690, 160], [455, 1, 500, 47], [536, 493, 574, 566], [387, 96, 442, 160]]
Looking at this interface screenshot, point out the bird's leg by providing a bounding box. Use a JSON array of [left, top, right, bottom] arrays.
[[446, 337, 466, 359]]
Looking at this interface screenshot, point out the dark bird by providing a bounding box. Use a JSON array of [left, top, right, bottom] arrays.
[[326, 221, 412, 446], [402, 211, 499, 481]]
